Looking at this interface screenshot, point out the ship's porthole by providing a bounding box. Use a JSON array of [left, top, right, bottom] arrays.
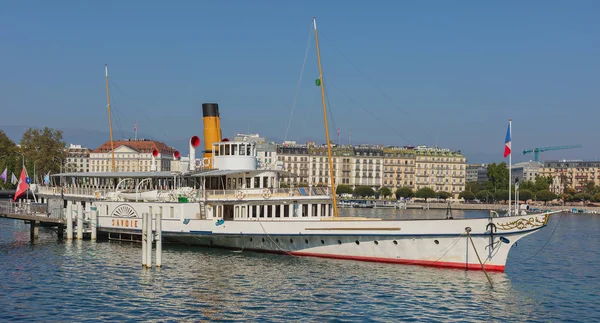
[[321, 239, 325, 244], [338, 240, 342, 245], [305, 239, 309, 244], [393, 240, 398, 245], [262, 238, 265, 243], [250, 238, 253, 242], [434, 239, 439, 245], [275, 238, 279, 243], [374, 240, 379, 245], [290, 239, 294, 244], [355, 240, 360, 245]]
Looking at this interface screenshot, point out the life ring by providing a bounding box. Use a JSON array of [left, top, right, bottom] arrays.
[[94, 190, 100, 199], [262, 189, 272, 199], [235, 190, 245, 200], [203, 158, 210, 167]]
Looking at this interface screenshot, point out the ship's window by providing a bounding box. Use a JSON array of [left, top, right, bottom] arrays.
[[284, 205, 290, 217], [290, 239, 293, 243], [219, 144, 224, 156], [259, 205, 265, 218], [393, 240, 398, 245], [374, 240, 379, 245], [263, 176, 269, 188], [266, 205, 272, 218], [232, 144, 238, 155], [247, 145, 251, 156], [240, 144, 245, 155], [254, 177, 260, 188], [305, 239, 309, 244], [225, 144, 230, 156], [355, 240, 360, 245], [321, 239, 325, 244], [241, 206, 246, 218], [275, 205, 281, 218], [338, 240, 342, 245], [434, 240, 439, 245]]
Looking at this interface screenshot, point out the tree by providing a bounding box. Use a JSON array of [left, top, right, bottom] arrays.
[[354, 186, 375, 197], [298, 182, 309, 187], [533, 175, 552, 192], [465, 181, 485, 194], [415, 187, 436, 200], [0, 129, 19, 189], [519, 189, 533, 201], [395, 187, 413, 199], [476, 190, 492, 203], [495, 189, 509, 202], [573, 193, 592, 202], [19, 127, 67, 180], [559, 193, 573, 203], [582, 181, 598, 195], [378, 187, 392, 198], [459, 191, 476, 201], [594, 192, 600, 203], [279, 182, 289, 188], [437, 191, 452, 200], [336, 184, 353, 195], [520, 180, 535, 192], [536, 190, 556, 205], [486, 162, 509, 191]]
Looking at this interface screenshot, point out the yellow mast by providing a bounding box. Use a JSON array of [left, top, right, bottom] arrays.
[[313, 17, 339, 218], [105, 64, 116, 172]]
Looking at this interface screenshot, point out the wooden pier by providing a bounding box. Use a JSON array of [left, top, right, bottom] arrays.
[[0, 200, 64, 242]]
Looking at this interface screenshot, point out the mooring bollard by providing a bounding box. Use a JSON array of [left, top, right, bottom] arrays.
[[155, 213, 162, 267], [142, 213, 148, 267], [66, 201, 73, 240], [76, 202, 83, 240]]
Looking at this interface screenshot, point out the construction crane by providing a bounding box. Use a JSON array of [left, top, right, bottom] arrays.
[[522, 144, 583, 162]]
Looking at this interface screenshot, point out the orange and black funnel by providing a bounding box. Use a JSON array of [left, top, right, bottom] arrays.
[[202, 103, 222, 168]]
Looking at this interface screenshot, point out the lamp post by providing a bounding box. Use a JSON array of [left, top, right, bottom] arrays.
[[53, 157, 64, 187]]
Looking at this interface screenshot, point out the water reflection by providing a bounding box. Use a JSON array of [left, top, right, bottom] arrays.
[[0, 214, 598, 322]]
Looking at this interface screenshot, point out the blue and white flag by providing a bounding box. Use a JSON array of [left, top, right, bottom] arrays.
[[0, 168, 6, 183]]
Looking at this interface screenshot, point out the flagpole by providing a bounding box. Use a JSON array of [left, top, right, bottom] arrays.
[[508, 118, 512, 216]]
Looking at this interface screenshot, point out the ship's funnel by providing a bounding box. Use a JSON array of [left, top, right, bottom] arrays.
[[202, 103, 222, 169], [189, 135, 200, 171], [173, 151, 181, 160], [151, 149, 159, 171]]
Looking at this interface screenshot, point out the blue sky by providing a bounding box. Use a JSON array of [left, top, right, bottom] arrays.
[[2, 1, 599, 163]]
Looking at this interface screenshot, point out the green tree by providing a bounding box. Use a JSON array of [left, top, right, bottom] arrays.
[[336, 184, 353, 195], [495, 189, 509, 201], [279, 182, 289, 188], [437, 191, 452, 200], [519, 189, 533, 201], [536, 190, 556, 205], [594, 192, 600, 203], [486, 162, 509, 191], [582, 181, 598, 195], [0, 129, 19, 189], [465, 181, 485, 194], [520, 180, 535, 192], [19, 127, 67, 181], [459, 191, 476, 201], [573, 193, 592, 202], [354, 186, 375, 197], [378, 187, 392, 198], [476, 190, 492, 203], [298, 182, 309, 187], [415, 187, 436, 200], [395, 187, 413, 199], [533, 175, 552, 192]]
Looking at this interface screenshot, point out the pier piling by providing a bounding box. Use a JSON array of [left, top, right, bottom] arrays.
[[66, 201, 73, 240], [76, 202, 83, 240], [142, 213, 148, 267], [146, 213, 153, 268], [91, 207, 97, 241], [155, 213, 162, 267], [30, 220, 38, 242]]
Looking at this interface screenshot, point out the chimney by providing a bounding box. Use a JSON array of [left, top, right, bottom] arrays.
[[202, 103, 222, 169], [151, 149, 159, 171], [189, 136, 200, 171]]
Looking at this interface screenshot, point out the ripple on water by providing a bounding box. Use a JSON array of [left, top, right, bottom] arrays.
[[0, 213, 599, 322]]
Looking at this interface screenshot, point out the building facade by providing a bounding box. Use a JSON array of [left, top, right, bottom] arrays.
[[539, 160, 600, 194], [276, 145, 309, 186], [383, 147, 415, 190], [89, 139, 177, 172], [65, 144, 90, 173], [511, 161, 542, 183], [413, 147, 466, 197]]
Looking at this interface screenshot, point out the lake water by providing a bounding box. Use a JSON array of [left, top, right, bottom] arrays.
[[0, 208, 598, 322]]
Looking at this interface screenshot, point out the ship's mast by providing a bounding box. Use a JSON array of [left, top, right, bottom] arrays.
[[105, 64, 116, 172], [313, 17, 339, 218]]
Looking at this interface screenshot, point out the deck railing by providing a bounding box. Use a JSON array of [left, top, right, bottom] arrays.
[[203, 187, 330, 199], [0, 200, 49, 216]]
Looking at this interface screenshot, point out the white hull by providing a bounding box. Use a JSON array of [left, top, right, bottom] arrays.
[[95, 201, 550, 272]]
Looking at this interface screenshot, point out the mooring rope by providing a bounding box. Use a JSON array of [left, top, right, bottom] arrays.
[[466, 228, 494, 288]]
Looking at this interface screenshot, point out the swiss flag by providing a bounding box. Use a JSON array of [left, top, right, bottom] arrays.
[[14, 168, 29, 201]]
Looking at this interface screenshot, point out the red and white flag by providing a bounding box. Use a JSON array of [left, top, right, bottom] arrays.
[[14, 168, 29, 201]]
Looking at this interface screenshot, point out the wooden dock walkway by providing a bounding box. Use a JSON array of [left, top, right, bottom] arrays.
[[0, 200, 65, 241]]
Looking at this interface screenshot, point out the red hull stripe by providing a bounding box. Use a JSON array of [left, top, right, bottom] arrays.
[[289, 251, 505, 272], [214, 245, 506, 272]]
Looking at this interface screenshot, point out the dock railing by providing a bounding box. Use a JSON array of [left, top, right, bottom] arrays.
[[0, 200, 49, 216], [203, 187, 331, 200]]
